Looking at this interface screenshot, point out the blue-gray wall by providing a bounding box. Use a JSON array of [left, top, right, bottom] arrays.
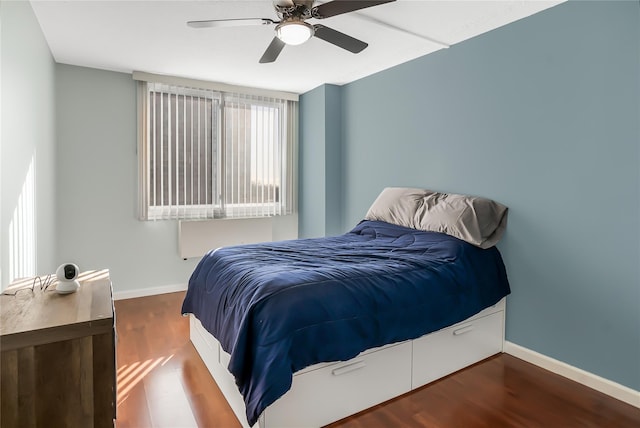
[[299, 84, 343, 237], [299, 86, 326, 238], [299, 0, 640, 390], [324, 84, 343, 237], [1, 0, 57, 287]]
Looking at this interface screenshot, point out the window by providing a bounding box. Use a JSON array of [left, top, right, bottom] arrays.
[[137, 79, 297, 220]]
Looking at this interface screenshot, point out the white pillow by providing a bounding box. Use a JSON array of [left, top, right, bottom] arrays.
[[365, 187, 508, 248]]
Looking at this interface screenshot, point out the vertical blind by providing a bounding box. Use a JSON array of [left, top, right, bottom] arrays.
[[138, 81, 297, 220]]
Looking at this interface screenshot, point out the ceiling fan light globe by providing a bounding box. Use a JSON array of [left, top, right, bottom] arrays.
[[276, 21, 314, 45]]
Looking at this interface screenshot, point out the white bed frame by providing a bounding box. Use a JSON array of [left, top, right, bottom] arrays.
[[189, 298, 506, 428]]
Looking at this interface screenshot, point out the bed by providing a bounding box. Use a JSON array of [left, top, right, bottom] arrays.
[[182, 187, 511, 427]]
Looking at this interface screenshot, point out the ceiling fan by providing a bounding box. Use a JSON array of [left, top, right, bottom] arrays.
[[187, 0, 397, 63]]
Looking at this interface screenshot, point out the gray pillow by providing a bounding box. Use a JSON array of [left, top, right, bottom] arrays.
[[365, 187, 508, 248]]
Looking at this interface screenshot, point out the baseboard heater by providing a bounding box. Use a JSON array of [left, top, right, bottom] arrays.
[[179, 218, 273, 259], [179, 216, 298, 259]]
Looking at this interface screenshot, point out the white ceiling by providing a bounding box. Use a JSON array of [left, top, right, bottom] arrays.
[[30, 0, 564, 94]]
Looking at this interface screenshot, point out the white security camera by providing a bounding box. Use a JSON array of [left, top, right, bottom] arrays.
[[56, 263, 80, 294]]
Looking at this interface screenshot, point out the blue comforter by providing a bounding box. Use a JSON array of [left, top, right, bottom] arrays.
[[181, 220, 510, 426]]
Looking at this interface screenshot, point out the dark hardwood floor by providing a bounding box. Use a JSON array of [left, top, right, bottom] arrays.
[[114, 292, 640, 427]]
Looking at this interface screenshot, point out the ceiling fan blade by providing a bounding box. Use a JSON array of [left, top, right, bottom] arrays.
[[312, 0, 396, 19], [313, 24, 367, 53], [259, 37, 286, 63], [187, 18, 277, 29]]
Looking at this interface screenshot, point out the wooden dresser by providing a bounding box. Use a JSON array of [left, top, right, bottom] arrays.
[[0, 269, 116, 428]]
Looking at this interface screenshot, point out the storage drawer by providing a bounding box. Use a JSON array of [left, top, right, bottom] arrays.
[[190, 316, 220, 364], [412, 311, 504, 388], [263, 341, 412, 428]]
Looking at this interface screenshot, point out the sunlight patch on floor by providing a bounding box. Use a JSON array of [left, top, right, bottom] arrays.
[[117, 355, 172, 406]]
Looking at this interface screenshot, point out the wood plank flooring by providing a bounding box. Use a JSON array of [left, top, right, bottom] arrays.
[[114, 292, 640, 427]]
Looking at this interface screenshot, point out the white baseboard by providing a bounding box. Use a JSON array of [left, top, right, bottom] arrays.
[[113, 283, 187, 301], [504, 341, 640, 409]]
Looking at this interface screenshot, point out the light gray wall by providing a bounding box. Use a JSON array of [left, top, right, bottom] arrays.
[[321, 0, 638, 390], [1, 0, 57, 288], [55, 64, 198, 293]]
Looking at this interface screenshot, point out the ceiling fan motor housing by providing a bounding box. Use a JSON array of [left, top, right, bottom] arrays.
[[274, 0, 314, 20]]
